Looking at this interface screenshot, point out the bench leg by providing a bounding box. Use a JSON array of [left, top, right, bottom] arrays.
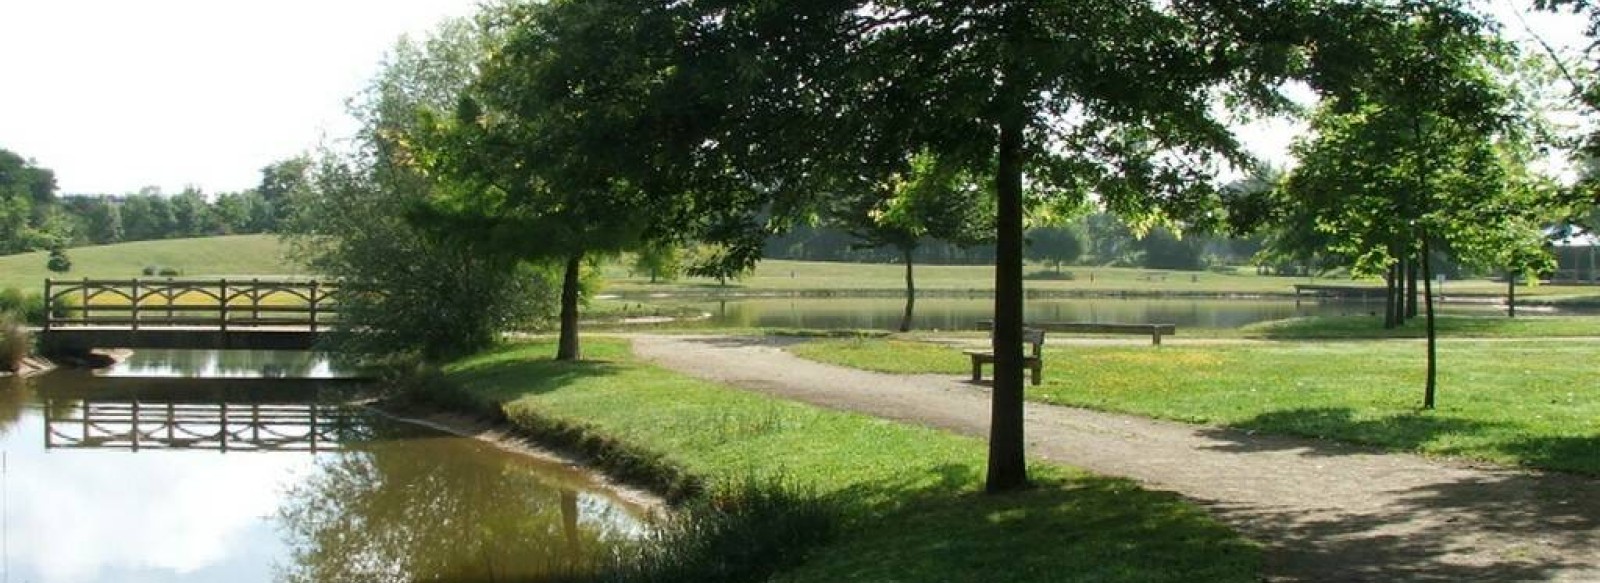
[[1031, 362, 1042, 386], [1152, 333, 1161, 346], [971, 359, 983, 382]]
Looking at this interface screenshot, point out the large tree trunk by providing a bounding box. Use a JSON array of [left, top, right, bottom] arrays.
[[986, 95, 1029, 494], [1422, 240, 1437, 409], [899, 246, 916, 333], [556, 252, 583, 361]]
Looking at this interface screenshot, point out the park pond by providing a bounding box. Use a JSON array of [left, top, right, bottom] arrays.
[[607, 295, 1543, 330], [0, 350, 648, 583]]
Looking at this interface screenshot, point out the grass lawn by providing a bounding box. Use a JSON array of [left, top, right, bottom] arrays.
[[602, 258, 1584, 299], [0, 234, 302, 292], [790, 337, 1600, 475], [439, 339, 1259, 583], [1232, 315, 1600, 339]]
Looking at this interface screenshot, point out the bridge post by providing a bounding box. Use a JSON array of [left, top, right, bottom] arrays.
[[220, 278, 229, 332], [80, 277, 89, 323], [309, 280, 320, 333], [131, 278, 141, 331], [42, 278, 52, 332]]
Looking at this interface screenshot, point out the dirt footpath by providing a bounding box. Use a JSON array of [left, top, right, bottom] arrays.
[[629, 334, 1600, 583]]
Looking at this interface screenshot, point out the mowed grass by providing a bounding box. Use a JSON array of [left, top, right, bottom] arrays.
[[602, 258, 1584, 298], [442, 339, 1260, 583], [790, 337, 1600, 474], [0, 235, 302, 292], [1234, 315, 1600, 339]]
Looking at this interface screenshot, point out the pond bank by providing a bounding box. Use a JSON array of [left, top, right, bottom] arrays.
[[367, 402, 668, 515], [420, 337, 1260, 583]]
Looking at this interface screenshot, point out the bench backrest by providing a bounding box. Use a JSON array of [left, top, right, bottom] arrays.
[[976, 321, 1047, 356], [1023, 328, 1045, 357]]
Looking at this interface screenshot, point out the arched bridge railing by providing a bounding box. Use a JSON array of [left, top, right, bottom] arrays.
[[43, 278, 340, 332]]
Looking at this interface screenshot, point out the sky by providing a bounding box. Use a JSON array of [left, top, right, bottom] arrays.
[[0, 0, 480, 195], [0, 0, 1591, 196]]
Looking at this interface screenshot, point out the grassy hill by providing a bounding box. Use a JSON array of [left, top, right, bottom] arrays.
[[0, 234, 303, 292], [5, 235, 1587, 304]]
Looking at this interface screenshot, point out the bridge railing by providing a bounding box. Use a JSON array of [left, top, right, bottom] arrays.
[[43, 278, 340, 332]]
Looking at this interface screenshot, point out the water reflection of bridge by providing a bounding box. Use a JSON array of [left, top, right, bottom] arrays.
[[43, 381, 367, 453]]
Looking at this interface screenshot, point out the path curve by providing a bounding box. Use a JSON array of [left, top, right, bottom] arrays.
[[628, 334, 1600, 583]]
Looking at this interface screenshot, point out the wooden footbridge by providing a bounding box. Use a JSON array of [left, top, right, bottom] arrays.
[[41, 278, 339, 351]]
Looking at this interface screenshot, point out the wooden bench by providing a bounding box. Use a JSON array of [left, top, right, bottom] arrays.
[[1034, 322, 1176, 346], [965, 327, 1045, 386]]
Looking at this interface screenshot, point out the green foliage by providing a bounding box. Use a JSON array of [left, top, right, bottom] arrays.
[[45, 247, 70, 273], [0, 147, 62, 254], [0, 288, 45, 326], [292, 154, 555, 362], [631, 242, 684, 284], [0, 312, 29, 372], [1139, 228, 1205, 271], [595, 479, 841, 583], [1025, 225, 1085, 272], [284, 18, 559, 363], [832, 150, 995, 255]]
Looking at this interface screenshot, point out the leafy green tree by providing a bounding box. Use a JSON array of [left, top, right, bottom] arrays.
[[1276, 1, 1555, 408], [1025, 226, 1084, 274], [212, 190, 271, 234], [171, 187, 216, 237], [833, 151, 993, 331], [413, 0, 727, 361], [62, 196, 124, 244], [633, 242, 684, 284], [1138, 228, 1206, 271], [0, 148, 60, 254], [120, 194, 177, 241], [679, 0, 1332, 492], [285, 17, 554, 362], [257, 156, 311, 229]]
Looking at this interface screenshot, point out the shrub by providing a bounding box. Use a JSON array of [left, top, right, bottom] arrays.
[[590, 478, 841, 583], [157, 267, 182, 277], [0, 288, 46, 326], [45, 247, 72, 273], [0, 314, 29, 373], [142, 265, 160, 276]]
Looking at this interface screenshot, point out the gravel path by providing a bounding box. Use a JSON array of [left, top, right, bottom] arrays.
[[629, 334, 1600, 583]]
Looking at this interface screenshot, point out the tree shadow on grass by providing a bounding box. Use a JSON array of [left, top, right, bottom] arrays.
[[1204, 470, 1600, 582], [1195, 407, 1493, 457], [803, 467, 1260, 583], [445, 357, 629, 403], [1192, 407, 1600, 581]]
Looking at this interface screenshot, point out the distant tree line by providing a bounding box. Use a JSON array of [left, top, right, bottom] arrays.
[[763, 216, 1262, 273], [0, 147, 309, 253]]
